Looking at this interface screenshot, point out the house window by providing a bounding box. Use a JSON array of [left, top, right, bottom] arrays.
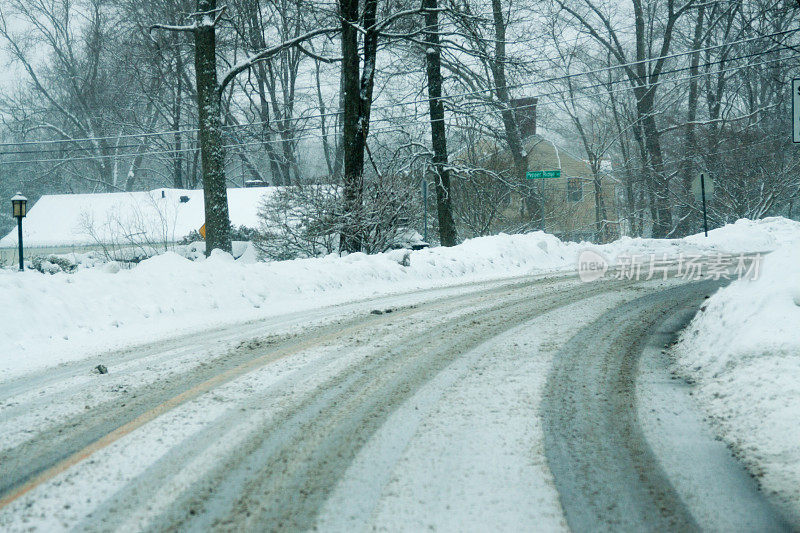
[[567, 178, 583, 202]]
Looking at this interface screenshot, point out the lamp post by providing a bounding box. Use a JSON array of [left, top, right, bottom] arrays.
[[11, 193, 27, 271]]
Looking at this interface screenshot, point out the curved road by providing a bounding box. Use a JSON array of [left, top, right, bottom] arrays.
[[0, 272, 790, 531], [541, 281, 791, 532]]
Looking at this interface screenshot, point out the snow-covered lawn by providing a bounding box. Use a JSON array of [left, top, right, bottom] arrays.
[[673, 237, 800, 524], [1, 217, 798, 382]]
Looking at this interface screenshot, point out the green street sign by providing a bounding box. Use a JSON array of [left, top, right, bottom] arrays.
[[526, 170, 561, 179]]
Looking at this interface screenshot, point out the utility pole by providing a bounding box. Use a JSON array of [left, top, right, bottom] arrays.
[[701, 173, 709, 237], [540, 179, 546, 231], [422, 177, 428, 242]]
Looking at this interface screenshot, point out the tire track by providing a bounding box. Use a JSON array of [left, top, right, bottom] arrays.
[[0, 274, 575, 510], [129, 279, 634, 532], [540, 280, 788, 532]]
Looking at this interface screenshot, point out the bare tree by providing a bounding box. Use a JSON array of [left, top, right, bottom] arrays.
[[231, 0, 313, 185], [152, 0, 338, 254], [0, 0, 138, 191], [338, 0, 375, 252], [553, 0, 697, 237]]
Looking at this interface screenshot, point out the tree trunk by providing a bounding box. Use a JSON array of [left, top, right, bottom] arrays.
[[190, 148, 200, 188], [316, 60, 337, 178], [173, 31, 184, 189], [255, 69, 284, 185], [339, 0, 364, 252], [265, 62, 293, 185], [339, 0, 377, 252], [359, 0, 378, 131], [242, 0, 284, 185], [126, 101, 159, 191], [635, 87, 671, 237], [676, 3, 705, 236], [239, 151, 265, 183], [194, 0, 231, 254], [489, 0, 539, 223], [333, 74, 345, 179], [593, 170, 608, 242], [339, 0, 363, 253], [609, 89, 640, 236], [423, 0, 457, 246]]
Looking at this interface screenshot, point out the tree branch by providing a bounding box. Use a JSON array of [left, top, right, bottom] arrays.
[[219, 26, 340, 95]]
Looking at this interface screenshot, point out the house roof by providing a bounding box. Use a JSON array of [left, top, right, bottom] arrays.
[[0, 187, 277, 248]]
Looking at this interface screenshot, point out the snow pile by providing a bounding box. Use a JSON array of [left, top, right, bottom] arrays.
[[682, 217, 798, 253], [0, 231, 573, 380], [1, 217, 798, 382], [24, 241, 255, 274], [601, 217, 800, 260], [673, 241, 800, 524]]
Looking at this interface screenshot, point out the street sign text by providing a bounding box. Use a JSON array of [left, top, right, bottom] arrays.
[[526, 170, 561, 179]]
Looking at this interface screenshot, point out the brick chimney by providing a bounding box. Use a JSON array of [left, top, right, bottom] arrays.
[[510, 97, 537, 139]]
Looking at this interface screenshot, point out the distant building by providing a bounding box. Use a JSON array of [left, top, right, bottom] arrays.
[[453, 98, 620, 243], [0, 187, 274, 264], [518, 135, 620, 242]]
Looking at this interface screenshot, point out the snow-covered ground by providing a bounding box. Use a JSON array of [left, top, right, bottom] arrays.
[[1, 217, 798, 382], [0, 272, 662, 531], [673, 233, 800, 524], [1, 216, 799, 530]]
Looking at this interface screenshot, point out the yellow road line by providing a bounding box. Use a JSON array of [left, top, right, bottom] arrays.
[[0, 314, 389, 510], [0, 278, 548, 510]]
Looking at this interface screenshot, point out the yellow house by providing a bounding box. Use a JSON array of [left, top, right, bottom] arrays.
[[517, 135, 620, 242], [453, 133, 620, 243], [451, 97, 620, 242]]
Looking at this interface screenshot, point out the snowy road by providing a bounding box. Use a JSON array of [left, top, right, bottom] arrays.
[[542, 281, 791, 532], [0, 271, 789, 531]]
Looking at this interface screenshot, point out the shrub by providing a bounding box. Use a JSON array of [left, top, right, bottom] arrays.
[[31, 255, 78, 274], [178, 225, 258, 245], [254, 178, 420, 261]]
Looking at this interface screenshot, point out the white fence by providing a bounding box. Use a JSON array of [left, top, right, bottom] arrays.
[[0, 244, 108, 267]]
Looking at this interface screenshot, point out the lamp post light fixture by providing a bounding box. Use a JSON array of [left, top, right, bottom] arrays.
[[11, 193, 27, 271]]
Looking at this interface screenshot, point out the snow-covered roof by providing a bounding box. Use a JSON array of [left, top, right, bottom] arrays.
[[0, 187, 277, 248]]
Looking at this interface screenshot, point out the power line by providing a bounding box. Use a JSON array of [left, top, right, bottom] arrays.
[[1, 50, 790, 168], [0, 127, 414, 165], [0, 40, 792, 163], [0, 27, 794, 150], [0, 51, 791, 166]]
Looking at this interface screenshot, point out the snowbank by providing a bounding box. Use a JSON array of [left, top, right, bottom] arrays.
[[2, 217, 799, 382], [682, 217, 798, 253], [0, 232, 572, 380], [602, 216, 798, 259], [673, 240, 800, 524]]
